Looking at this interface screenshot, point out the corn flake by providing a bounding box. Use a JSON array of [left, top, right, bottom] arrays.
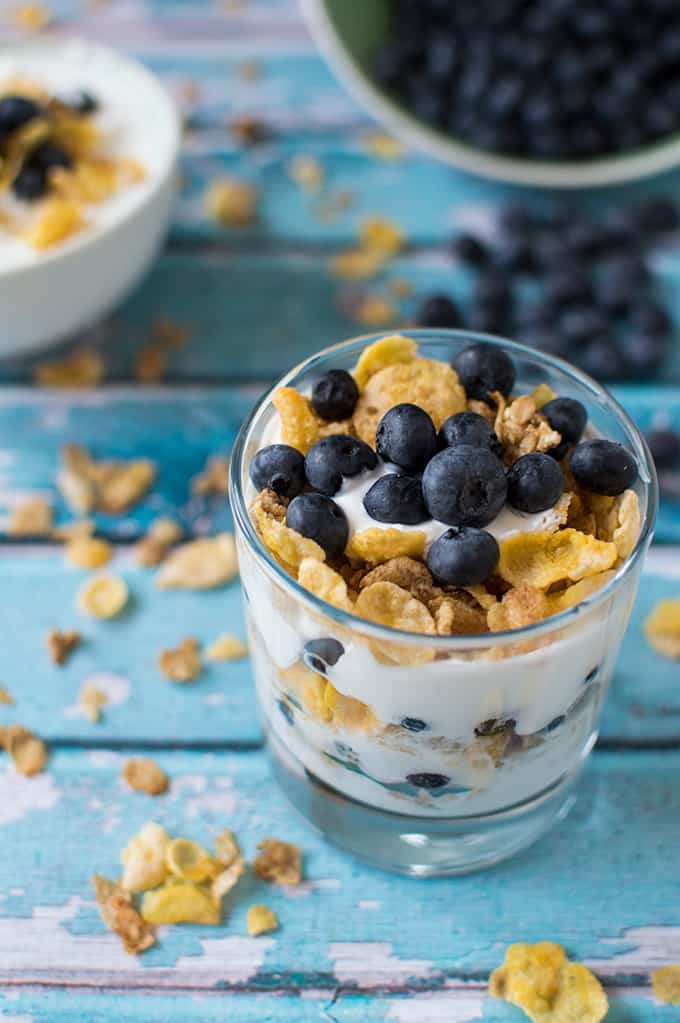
[[550, 571, 616, 614], [0, 686, 13, 705], [65, 536, 113, 570], [0, 725, 47, 776], [330, 247, 385, 281], [355, 582, 436, 666], [205, 633, 248, 661], [248, 904, 278, 936], [494, 393, 561, 463], [489, 941, 608, 1023], [7, 495, 52, 536], [288, 154, 324, 192], [135, 517, 184, 567], [141, 881, 220, 926], [487, 584, 550, 632], [298, 557, 353, 611], [353, 333, 418, 390], [191, 455, 230, 496], [362, 132, 405, 161], [92, 875, 156, 955], [34, 347, 104, 389], [252, 500, 325, 571], [159, 638, 202, 682], [206, 176, 257, 226], [272, 387, 322, 454], [359, 215, 404, 256], [498, 529, 617, 590], [123, 758, 169, 796], [651, 965, 680, 1005], [121, 822, 169, 892], [278, 662, 332, 723], [58, 444, 155, 515], [47, 628, 81, 665], [77, 573, 128, 619], [79, 682, 107, 723], [25, 197, 83, 249], [165, 837, 216, 883], [644, 599, 680, 659], [353, 295, 398, 328], [212, 828, 246, 900], [156, 534, 238, 589], [324, 681, 377, 731], [253, 838, 302, 886], [347, 528, 425, 565]]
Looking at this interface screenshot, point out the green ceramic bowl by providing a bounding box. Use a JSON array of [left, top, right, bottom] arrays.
[[301, 0, 680, 189]]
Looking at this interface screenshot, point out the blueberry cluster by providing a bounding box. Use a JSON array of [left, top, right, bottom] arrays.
[[0, 90, 98, 202], [250, 345, 639, 589], [418, 198, 677, 381], [646, 424, 680, 501], [375, 0, 680, 162]]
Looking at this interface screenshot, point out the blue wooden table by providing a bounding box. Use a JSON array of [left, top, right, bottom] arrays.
[[1, 4, 680, 1021]]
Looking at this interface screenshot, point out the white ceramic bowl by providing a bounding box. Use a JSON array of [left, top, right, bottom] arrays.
[[301, 0, 680, 189], [0, 39, 181, 357]]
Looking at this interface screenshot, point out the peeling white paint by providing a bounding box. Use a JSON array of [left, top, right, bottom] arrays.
[[173, 936, 275, 983], [590, 926, 680, 973], [204, 692, 226, 707], [0, 768, 61, 827], [644, 548, 680, 580], [284, 878, 341, 899], [328, 942, 434, 986], [64, 673, 131, 719], [387, 993, 485, 1023], [87, 750, 123, 769], [358, 899, 382, 911]]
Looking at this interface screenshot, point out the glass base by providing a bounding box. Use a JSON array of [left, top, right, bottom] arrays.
[[267, 728, 580, 876]]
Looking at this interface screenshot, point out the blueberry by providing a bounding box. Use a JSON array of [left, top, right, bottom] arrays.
[[311, 369, 359, 421], [627, 301, 671, 339], [578, 335, 625, 380], [499, 203, 533, 236], [401, 717, 428, 732], [0, 95, 40, 133], [31, 142, 72, 172], [544, 269, 593, 309], [558, 306, 609, 346], [426, 525, 499, 586], [286, 493, 348, 558], [303, 637, 345, 674], [249, 444, 306, 498], [376, 404, 437, 472], [438, 411, 502, 457], [542, 397, 588, 459], [406, 773, 449, 789], [466, 304, 509, 335], [11, 163, 46, 201], [451, 233, 489, 266], [363, 473, 428, 525], [305, 435, 377, 496], [597, 255, 649, 315], [506, 453, 564, 513], [495, 234, 537, 274], [417, 292, 462, 328], [473, 270, 512, 314], [422, 444, 507, 527], [570, 439, 638, 496], [277, 698, 294, 725], [620, 333, 667, 375], [64, 89, 99, 115], [453, 343, 516, 401], [635, 196, 680, 236], [646, 427, 680, 470]]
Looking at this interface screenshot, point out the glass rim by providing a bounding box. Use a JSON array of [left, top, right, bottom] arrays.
[[229, 329, 658, 649]]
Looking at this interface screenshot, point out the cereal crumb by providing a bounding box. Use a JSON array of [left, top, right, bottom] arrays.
[[231, 114, 267, 145], [330, 247, 384, 281], [123, 758, 169, 796], [359, 215, 404, 256], [0, 686, 13, 705], [121, 822, 169, 892], [141, 880, 220, 926], [52, 519, 95, 543], [651, 965, 680, 1005], [494, 393, 561, 463], [92, 874, 156, 955], [205, 634, 248, 661], [159, 638, 202, 682], [77, 574, 128, 619], [347, 528, 426, 565], [47, 628, 81, 665], [7, 495, 52, 536], [247, 904, 278, 936], [0, 725, 47, 775], [363, 132, 405, 161], [191, 455, 230, 496], [489, 941, 608, 1023], [135, 517, 183, 567], [353, 295, 398, 328], [156, 534, 238, 589], [212, 828, 246, 899], [58, 444, 155, 515], [134, 343, 167, 383], [34, 348, 104, 389], [298, 558, 353, 612], [487, 584, 550, 632], [288, 154, 324, 192], [80, 682, 107, 723], [65, 536, 113, 570], [25, 197, 83, 249], [13, 2, 51, 32], [206, 176, 257, 226], [253, 838, 302, 886], [644, 598, 680, 659]]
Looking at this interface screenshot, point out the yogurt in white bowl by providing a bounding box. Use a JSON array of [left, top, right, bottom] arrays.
[[0, 38, 180, 356]]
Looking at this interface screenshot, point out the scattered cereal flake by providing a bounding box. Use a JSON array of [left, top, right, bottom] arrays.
[[251, 487, 288, 523], [159, 638, 202, 683], [498, 529, 618, 590], [353, 295, 398, 328], [359, 215, 404, 256], [272, 387, 322, 454], [390, 278, 413, 298], [0, 724, 47, 776], [430, 592, 489, 635], [7, 495, 52, 536], [77, 574, 128, 619], [489, 941, 608, 1023], [141, 881, 220, 925], [92, 874, 156, 955], [253, 838, 302, 886], [25, 197, 83, 249], [298, 557, 353, 611], [153, 318, 190, 350], [550, 571, 616, 613], [205, 176, 257, 226], [121, 822, 169, 892], [205, 633, 248, 661], [98, 460, 156, 515], [123, 758, 169, 796], [238, 61, 262, 81], [215, 828, 241, 866], [353, 333, 418, 389], [134, 342, 167, 383], [354, 358, 466, 445], [330, 247, 385, 281], [355, 581, 435, 636], [288, 154, 324, 192], [487, 584, 550, 632], [135, 516, 183, 567], [212, 828, 245, 900], [606, 489, 641, 560], [165, 837, 216, 883], [52, 518, 95, 543], [191, 455, 230, 496], [247, 904, 278, 936], [47, 628, 81, 665], [252, 500, 325, 571], [0, 686, 13, 705], [58, 444, 155, 515], [79, 682, 107, 723], [347, 528, 426, 565], [359, 556, 435, 604], [644, 599, 680, 659], [65, 536, 113, 570], [156, 534, 238, 589], [494, 394, 561, 463], [34, 347, 104, 388], [531, 383, 557, 409], [231, 114, 267, 145], [13, 2, 51, 31], [651, 965, 680, 1005], [363, 132, 405, 161]]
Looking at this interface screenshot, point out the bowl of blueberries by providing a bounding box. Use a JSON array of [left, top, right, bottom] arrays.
[[302, 0, 680, 187]]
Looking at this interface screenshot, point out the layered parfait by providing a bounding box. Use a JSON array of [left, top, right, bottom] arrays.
[[236, 333, 649, 819]]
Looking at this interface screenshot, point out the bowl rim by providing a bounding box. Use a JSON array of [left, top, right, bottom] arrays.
[[230, 328, 658, 648], [300, 0, 680, 189], [0, 36, 181, 279]]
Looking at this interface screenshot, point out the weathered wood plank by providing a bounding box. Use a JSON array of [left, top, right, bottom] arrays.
[[0, 748, 678, 989], [0, 549, 677, 746]]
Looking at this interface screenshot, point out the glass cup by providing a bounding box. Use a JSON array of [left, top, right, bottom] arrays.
[[230, 331, 657, 876]]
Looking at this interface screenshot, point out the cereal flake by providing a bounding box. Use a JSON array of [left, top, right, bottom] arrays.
[[487, 584, 550, 632], [247, 904, 278, 936], [7, 495, 52, 536], [156, 534, 238, 589], [651, 965, 680, 1005], [47, 628, 81, 665], [253, 838, 302, 886], [123, 758, 169, 796], [644, 599, 680, 659], [347, 528, 425, 564], [65, 536, 113, 570], [92, 875, 156, 955], [298, 557, 353, 611], [205, 634, 248, 661], [498, 529, 617, 590], [494, 393, 561, 463], [77, 574, 128, 619], [191, 455, 230, 496], [353, 333, 418, 389], [121, 822, 169, 892], [0, 725, 47, 775], [206, 176, 257, 227], [79, 682, 107, 723], [34, 348, 104, 388], [159, 638, 202, 683]]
